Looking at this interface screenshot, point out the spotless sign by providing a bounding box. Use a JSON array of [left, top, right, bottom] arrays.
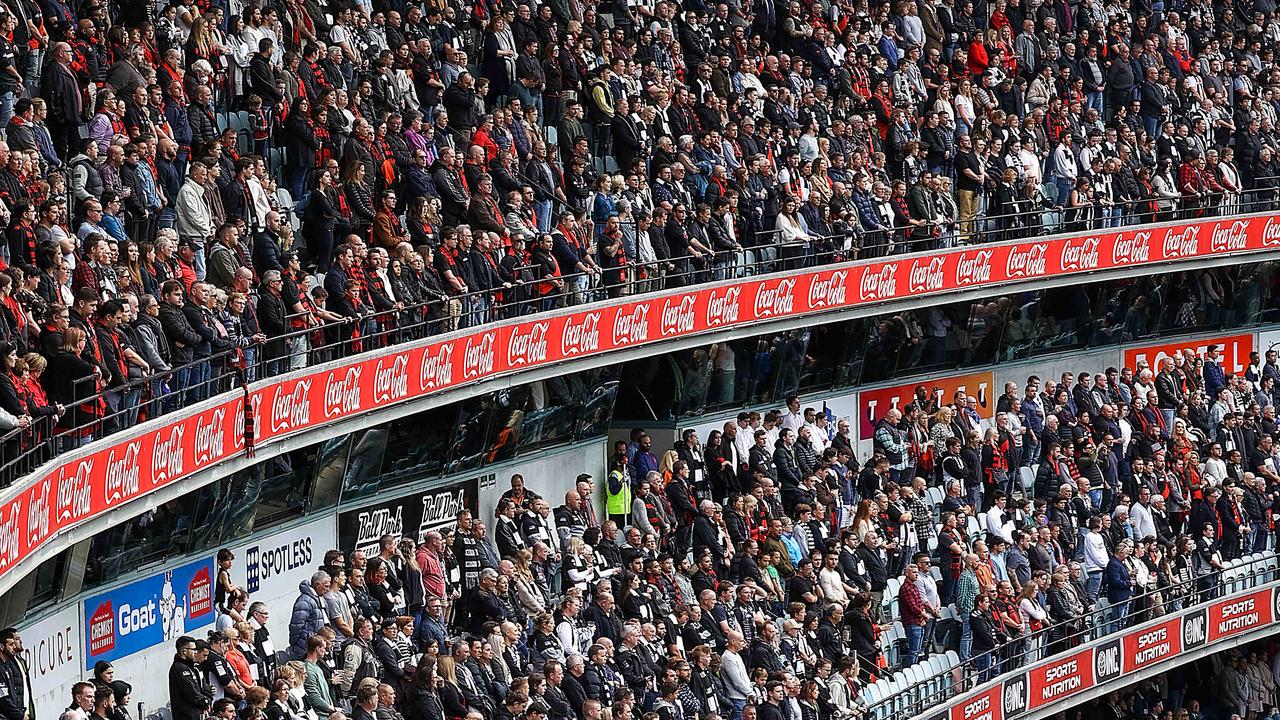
[[81, 557, 215, 667]]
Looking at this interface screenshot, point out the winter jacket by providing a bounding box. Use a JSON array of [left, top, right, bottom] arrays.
[[288, 580, 327, 659]]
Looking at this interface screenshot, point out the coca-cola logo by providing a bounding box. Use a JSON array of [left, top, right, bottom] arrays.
[[463, 332, 497, 379], [859, 263, 899, 301], [706, 286, 742, 327], [104, 440, 141, 503], [55, 459, 93, 523], [908, 257, 946, 293], [1113, 231, 1152, 265], [373, 353, 411, 403], [0, 501, 22, 570], [508, 322, 550, 367], [1264, 218, 1280, 247], [151, 424, 185, 485], [956, 249, 994, 286], [194, 407, 227, 465], [806, 270, 849, 310], [1006, 243, 1048, 278], [419, 345, 454, 391], [26, 480, 49, 548], [270, 378, 313, 434], [1060, 236, 1101, 271], [1210, 220, 1250, 253], [561, 312, 601, 357], [612, 303, 651, 346], [323, 367, 362, 419], [753, 279, 796, 319], [659, 295, 697, 336], [1161, 226, 1199, 258]]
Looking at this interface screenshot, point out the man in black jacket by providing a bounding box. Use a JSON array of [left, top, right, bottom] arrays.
[[372, 620, 407, 686], [856, 532, 890, 618], [541, 662, 574, 720], [168, 636, 211, 720], [691, 500, 721, 563], [40, 42, 81, 158], [0, 629, 27, 720], [247, 38, 282, 105], [157, 280, 202, 411], [581, 593, 623, 646], [756, 682, 786, 720], [970, 594, 998, 681], [560, 655, 589, 715], [256, 270, 289, 374], [182, 280, 223, 401]]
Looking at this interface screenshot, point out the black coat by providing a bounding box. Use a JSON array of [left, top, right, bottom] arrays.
[[168, 658, 211, 720], [40, 62, 81, 125], [158, 302, 201, 364], [41, 350, 97, 425]]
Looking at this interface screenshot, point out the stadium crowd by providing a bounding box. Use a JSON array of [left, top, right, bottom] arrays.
[[2, 0, 1280, 455], [57, 337, 1253, 720]]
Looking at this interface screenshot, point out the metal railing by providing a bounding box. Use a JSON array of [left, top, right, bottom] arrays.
[[1, 187, 1276, 487], [863, 551, 1278, 720]]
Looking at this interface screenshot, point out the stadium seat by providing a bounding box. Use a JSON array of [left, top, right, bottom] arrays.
[[1019, 466, 1035, 495], [926, 486, 944, 508]]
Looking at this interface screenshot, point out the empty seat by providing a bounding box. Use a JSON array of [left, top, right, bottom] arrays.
[[1019, 466, 1035, 494], [885, 577, 902, 602]]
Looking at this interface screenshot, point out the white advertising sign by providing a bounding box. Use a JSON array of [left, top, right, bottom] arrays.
[[228, 516, 336, 642], [19, 604, 81, 720]]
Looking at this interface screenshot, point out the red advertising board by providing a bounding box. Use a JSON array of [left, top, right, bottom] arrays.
[[0, 216, 1277, 584], [1027, 648, 1094, 710], [1207, 588, 1274, 642], [945, 585, 1280, 720], [1121, 616, 1182, 672], [859, 371, 996, 440], [950, 683, 1003, 720], [1122, 333, 1255, 375], [0, 396, 243, 579]]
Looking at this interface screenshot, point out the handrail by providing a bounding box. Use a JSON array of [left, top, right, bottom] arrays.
[[0, 209, 1278, 595], [868, 552, 1279, 720], [0, 187, 1265, 482]]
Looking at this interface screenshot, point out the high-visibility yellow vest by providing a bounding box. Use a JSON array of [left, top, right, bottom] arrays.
[[606, 469, 632, 516]]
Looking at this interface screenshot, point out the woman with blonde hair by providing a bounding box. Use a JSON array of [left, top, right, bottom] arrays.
[[186, 17, 224, 75], [435, 655, 469, 718], [930, 406, 957, 456], [512, 549, 549, 614], [809, 158, 833, 208], [528, 612, 566, 670], [275, 663, 315, 720], [658, 450, 681, 482]]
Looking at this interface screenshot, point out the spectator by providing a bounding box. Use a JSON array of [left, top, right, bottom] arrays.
[[289, 571, 332, 660], [169, 637, 212, 720]]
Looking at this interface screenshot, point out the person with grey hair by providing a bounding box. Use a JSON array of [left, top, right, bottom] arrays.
[[692, 499, 723, 562], [288, 571, 331, 659], [464, 568, 506, 635]]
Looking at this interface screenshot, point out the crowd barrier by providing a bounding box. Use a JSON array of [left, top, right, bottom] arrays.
[[897, 555, 1280, 720], [1, 213, 1279, 589]]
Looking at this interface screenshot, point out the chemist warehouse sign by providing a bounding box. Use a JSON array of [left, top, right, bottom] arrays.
[[948, 587, 1279, 720], [80, 557, 216, 668]]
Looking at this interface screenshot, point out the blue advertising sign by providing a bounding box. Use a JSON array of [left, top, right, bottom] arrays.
[[82, 557, 216, 668]]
